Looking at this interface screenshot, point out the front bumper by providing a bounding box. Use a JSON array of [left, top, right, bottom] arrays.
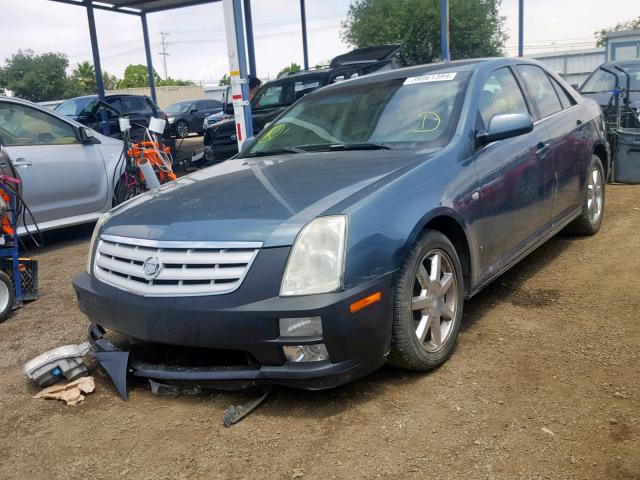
[[73, 247, 394, 389]]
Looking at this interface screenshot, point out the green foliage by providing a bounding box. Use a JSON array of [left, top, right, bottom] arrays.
[[219, 73, 231, 86], [117, 64, 192, 88], [0, 50, 69, 102], [278, 62, 302, 77], [595, 16, 640, 47], [342, 0, 507, 65], [102, 72, 118, 91]]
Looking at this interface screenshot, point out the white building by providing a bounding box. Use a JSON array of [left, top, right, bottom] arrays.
[[528, 29, 640, 87]]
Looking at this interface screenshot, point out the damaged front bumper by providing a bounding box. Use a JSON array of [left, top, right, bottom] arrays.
[[75, 253, 393, 391]]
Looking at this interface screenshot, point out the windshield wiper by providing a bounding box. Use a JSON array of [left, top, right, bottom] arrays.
[[246, 146, 307, 158], [327, 142, 391, 151]]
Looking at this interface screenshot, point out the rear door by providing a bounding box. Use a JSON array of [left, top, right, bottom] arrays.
[[515, 64, 586, 222], [0, 101, 108, 225], [472, 66, 555, 277]]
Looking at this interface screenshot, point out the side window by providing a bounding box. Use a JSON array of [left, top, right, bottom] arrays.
[[0, 103, 77, 146], [479, 67, 529, 127], [550, 76, 576, 109], [293, 79, 322, 101], [204, 100, 221, 110], [516, 65, 562, 119], [254, 84, 287, 108], [194, 101, 207, 111]]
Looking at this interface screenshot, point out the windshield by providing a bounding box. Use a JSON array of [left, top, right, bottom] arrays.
[[54, 97, 97, 116], [165, 101, 192, 114], [243, 71, 468, 157]]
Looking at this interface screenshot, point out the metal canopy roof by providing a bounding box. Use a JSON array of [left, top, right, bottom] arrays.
[[49, 0, 221, 16]]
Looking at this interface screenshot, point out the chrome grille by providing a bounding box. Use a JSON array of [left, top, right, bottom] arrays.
[[93, 234, 261, 296]]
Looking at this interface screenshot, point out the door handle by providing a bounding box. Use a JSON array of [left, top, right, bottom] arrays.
[[535, 142, 550, 159], [11, 158, 32, 168]]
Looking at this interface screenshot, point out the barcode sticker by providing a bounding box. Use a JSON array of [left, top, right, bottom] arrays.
[[404, 72, 457, 85]]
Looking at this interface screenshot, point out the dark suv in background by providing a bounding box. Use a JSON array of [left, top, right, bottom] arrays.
[[203, 44, 401, 161], [166, 99, 223, 137], [55, 94, 169, 140]]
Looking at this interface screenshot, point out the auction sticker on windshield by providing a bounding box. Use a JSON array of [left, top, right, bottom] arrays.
[[404, 72, 457, 85]]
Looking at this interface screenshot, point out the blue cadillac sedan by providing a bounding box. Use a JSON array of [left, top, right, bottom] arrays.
[[73, 58, 608, 389]]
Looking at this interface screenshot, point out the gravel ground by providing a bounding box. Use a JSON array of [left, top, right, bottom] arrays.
[[0, 185, 638, 480]]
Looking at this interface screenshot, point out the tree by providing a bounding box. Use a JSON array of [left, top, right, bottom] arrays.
[[0, 50, 69, 101], [102, 72, 118, 91], [278, 62, 302, 77], [219, 73, 230, 86], [342, 0, 507, 65], [71, 61, 96, 92], [595, 16, 640, 47], [117, 64, 192, 88]]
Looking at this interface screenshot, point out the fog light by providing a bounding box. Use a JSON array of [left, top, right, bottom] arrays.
[[283, 344, 329, 362], [279, 317, 322, 337]]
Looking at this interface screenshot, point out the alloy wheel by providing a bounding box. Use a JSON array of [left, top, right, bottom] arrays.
[[411, 249, 459, 353], [587, 165, 603, 224], [176, 121, 189, 138]]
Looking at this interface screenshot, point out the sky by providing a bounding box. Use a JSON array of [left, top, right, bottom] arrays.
[[0, 0, 636, 84]]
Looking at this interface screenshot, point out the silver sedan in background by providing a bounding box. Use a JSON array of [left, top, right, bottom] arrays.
[[0, 96, 124, 235]]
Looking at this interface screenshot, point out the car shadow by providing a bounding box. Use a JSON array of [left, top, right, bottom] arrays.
[[20, 223, 94, 257]]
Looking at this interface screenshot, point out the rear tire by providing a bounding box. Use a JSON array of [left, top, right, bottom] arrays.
[[0, 270, 15, 323], [388, 230, 464, 370], [566, 155, 605, 236]]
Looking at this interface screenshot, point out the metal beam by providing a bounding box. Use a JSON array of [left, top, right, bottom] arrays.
[[300, 0, 309, 70], [85, 0, 110, 135], [49, 0, 140, 15], [243, 0, 256, 77], [518, 0, 524, 57], [440, 0, 450, 61], [141, 12, 157, 103], [145, 0, 221, 13], [223, 0, 253, 150]]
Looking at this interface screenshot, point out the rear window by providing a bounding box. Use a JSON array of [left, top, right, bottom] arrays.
[[119, 96, 153, 114]]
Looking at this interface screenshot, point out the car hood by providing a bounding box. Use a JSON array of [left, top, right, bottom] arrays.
[[104, 150, 424, 246]]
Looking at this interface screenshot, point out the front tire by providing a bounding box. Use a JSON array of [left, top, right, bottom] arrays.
[[389, 230, 464, 370], [566, 154, 605, 236]]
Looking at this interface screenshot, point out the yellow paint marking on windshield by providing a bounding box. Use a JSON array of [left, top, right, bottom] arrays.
[[258, 123, 288, 143], [411, 111, 441, 133]]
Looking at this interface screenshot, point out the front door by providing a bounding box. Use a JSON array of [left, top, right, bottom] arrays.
[[472, 66, 555, 278], [0, 102, 108, 226]]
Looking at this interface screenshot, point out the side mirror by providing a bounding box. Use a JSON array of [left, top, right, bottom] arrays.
[[78, 126, 97, 144], [476, 113, 533, 148], [224, 103, 234, 115]]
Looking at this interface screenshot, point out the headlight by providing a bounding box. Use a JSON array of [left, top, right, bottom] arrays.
[[86, 212, 112, 274], [167, 116, 176, 124], [280, 215, 347, 296]]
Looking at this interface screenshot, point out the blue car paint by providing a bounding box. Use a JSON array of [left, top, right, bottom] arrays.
[[74, 58, 608, 389]]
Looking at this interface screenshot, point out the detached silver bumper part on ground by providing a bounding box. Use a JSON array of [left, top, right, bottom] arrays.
[[23, 342, 91, 387]]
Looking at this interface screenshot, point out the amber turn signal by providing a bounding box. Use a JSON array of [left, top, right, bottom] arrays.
[[349, 291, 382, 313]]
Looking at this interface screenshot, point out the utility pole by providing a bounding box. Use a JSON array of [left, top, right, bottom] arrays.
[[159, 31, 170, 79]]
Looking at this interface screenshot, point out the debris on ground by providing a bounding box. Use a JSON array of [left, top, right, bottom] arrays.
[[23, 342, 91, 387], [33, 376, 95, 406]]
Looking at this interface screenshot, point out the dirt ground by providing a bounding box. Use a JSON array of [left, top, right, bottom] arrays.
[[0, 185, 639, 480]]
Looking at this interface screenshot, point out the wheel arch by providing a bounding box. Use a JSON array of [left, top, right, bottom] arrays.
[[593, 142, 608, 180], [406, 212, 473, 297]]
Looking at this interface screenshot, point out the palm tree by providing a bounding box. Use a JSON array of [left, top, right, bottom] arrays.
[[72, 61, 96, 91]]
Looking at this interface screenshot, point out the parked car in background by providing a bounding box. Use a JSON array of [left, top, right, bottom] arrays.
[[202, 109, 231, 132], [166, 99, 223, 138], [55, 94, 170, 140], [38, 100, 64, 110], [0, 96, 124, 234], [579, 60, 640, 127], [203, 44, 401, 161], [75, 58, 608, 390]]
